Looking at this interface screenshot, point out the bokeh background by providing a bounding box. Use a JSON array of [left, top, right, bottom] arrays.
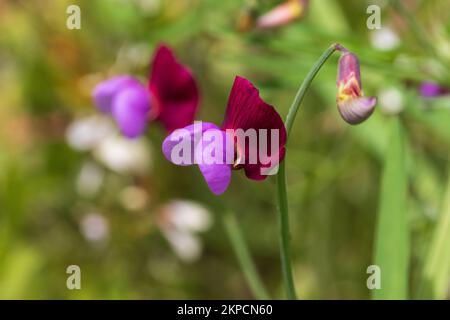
[[1, 0, 450, 299]]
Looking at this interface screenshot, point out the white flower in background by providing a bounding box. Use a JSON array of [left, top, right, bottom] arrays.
[[379, 87, 404, 115], [157, 200, 212, 263], [93, 135, 152, 175], [115, 43, 152, 70], [370, 26, 400, 51], [66, 115, 115, 151], [161, 227, 202, 263], [120, 186, 149, 211], [117, 0, 160, 14], [135, 0, 161, 14], [76, 161, 105, 198], [80, 212, 109, 244], [165, 200, 212, 232]]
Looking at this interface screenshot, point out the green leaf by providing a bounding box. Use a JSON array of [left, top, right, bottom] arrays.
[[373, 118, 409, 299], [418, 168, 450, 299]]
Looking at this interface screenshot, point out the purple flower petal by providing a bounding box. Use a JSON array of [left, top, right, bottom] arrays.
[[93, 76, 141, 113], [195, 128, 232, 195], [420, 81, 443, 98], [162, 122, 219, 166], [111, 83, 151, 138], [337, 52, 361, 88], [337, 96, 377, 125]]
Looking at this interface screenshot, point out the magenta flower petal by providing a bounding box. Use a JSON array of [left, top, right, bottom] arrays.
[[420, 81, 444, 98], [111, 83, 151, 138], [337, 52, 361, 88], [221, 76, 287, 180], [195, 128, 232, 195], [244, 147, 286, 180], [149, 45, 200, 132], [162, 122, 219, 166], [93, 76, 140, 113]]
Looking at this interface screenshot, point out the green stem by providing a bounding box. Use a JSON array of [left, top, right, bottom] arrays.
[[277, 44, 339, 299], [222, 211, 270, 300]]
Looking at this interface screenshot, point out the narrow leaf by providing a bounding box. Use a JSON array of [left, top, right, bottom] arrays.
[[418, 169, 450, 299], [373, 118, 409, 299]]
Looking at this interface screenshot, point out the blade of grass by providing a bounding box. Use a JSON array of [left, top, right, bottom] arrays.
[[417, 167, 450, 299], [373, 117, 409, 299], [222, 211, 270, 300]]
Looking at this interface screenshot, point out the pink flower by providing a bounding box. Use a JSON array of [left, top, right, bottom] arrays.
[[162, 76, 287, 195], [257, 0, 309, 29], [93, 45, 199, 138]]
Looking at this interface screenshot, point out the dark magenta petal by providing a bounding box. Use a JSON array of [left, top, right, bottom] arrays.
[[93, 76, 140, 113], [111, 83, 151, 138], [149, 44, 199, 132], [244, 147, 285, 180], [221, 76, 287, 180]]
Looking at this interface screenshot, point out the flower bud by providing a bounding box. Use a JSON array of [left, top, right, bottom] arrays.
[[337, 52, 377, 124]]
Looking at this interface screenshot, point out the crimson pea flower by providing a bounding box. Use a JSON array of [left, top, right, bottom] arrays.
[[92, 44, 199, 138], [162, 76, 287, 195], [336, 51, 377, 124]]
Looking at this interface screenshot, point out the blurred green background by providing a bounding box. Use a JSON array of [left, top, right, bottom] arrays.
[[1, 0, 450, 299]]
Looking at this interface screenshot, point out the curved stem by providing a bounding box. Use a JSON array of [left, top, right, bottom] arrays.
[[285, 44, 339, 136], [223, 211, 270, 300], [277, 44, 339, 299]]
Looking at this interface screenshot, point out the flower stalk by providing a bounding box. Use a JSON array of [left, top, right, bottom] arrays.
[[277, 44, 340, 299]]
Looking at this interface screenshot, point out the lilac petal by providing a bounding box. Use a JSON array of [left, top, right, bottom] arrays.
[[93, 76, 140, 113], [338, 96, 377, 125], [195, 128, 232, 195], [198, 160, 231, 195], [162, 122, 219, 166], [111, 83, 151, 138]]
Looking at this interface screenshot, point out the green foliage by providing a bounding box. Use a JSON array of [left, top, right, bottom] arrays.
[[0, 0, 450, 299]]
